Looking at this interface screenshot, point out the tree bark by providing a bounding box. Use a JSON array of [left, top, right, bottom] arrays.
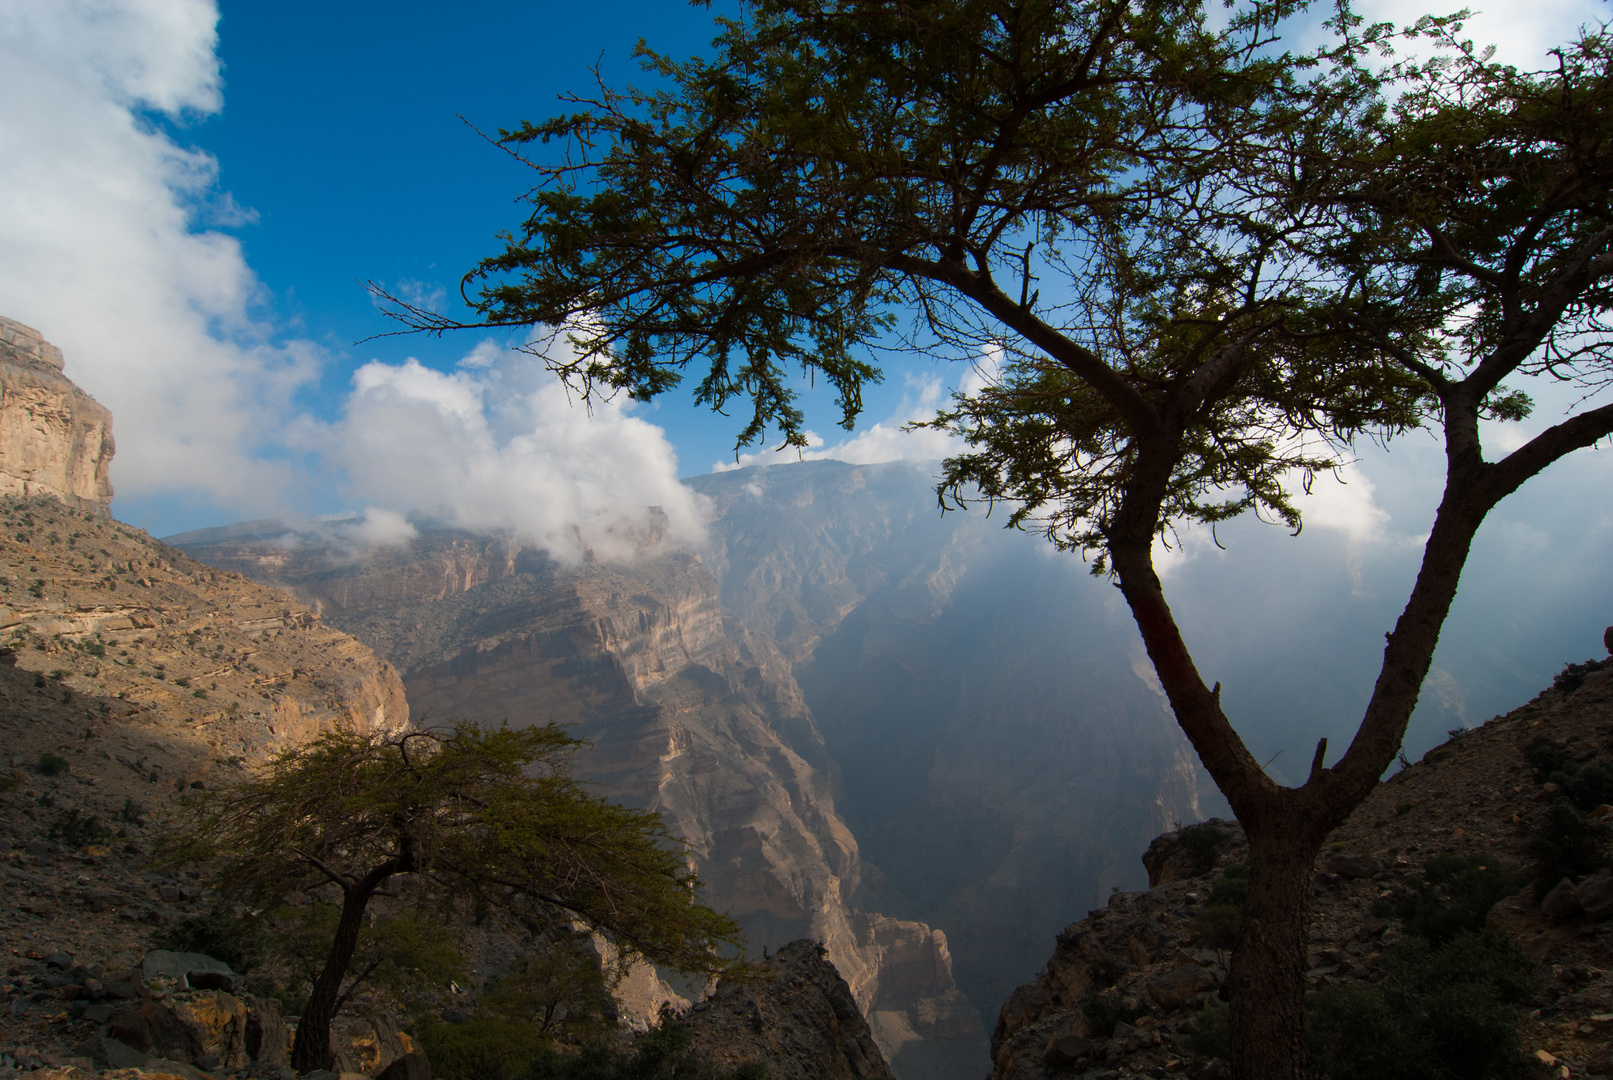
[[290, 861, 398, 1073], [1227, 812, 1326, 1080]]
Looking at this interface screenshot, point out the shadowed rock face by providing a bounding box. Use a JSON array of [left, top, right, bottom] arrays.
[[0, 318, 114, 516], [169, 459, 1208, 1080], [682, 939, 894, 1080]]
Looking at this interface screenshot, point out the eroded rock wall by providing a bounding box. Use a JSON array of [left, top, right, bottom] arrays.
[[0, 318, 113, 516]]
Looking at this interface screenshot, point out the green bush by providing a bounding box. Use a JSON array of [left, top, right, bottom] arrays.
[[1186, 1003, 1230, 1062], [36, 752, 69, 777], [418, 1015, 553, 1080], [1179, 823, 1226, 870], [1192, 864, 1249, 950], [1554, 659, 1604, 694], [527, 1020, 766, 1080], [1523, 736, 1574, 782], [153, 904, 273, 975], [1079, 989, 1146, 1039], [1527, 797, 1606, 891], [49, 808, 110, 847], [1373, 855, 1523, 947], [1306, 931, 1534, 1080]]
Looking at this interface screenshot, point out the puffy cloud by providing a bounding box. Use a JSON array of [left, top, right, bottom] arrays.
[[1354, 0, 1607, 69], [0, 0, 318, 509], [323, 338, 708, 563]]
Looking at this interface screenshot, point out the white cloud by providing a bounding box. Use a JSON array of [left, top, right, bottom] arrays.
[[1353, 0, 1607, 69], [1287, 462, 1394, 546], [321, 338, 708, 564], [0, 1, 326, 509]]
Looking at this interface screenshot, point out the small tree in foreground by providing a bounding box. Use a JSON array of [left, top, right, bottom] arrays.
[[377, 3, 1613, 1075], [169, 724, 743, 1072]]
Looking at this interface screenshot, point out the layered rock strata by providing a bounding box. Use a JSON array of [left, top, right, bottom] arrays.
[[168, 517, 982, 1076], [0, 319, 113, 516]]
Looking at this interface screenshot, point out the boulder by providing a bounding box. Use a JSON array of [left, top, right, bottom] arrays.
[[73, 1037, 148, 1070], [1323, 854, 1385, 879], [1579, 873, 1613, 922], [1146, 962, 1217, 1011], [376, 1051, 431, 1080], [141, 951, 233, 992], [1041, 1034, 1093, 1067], [1542, 878, 1583, 921], [243, 995, 290, 1067]]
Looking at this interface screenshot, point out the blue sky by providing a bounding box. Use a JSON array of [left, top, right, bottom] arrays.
[[0, 0, 1608, 567]]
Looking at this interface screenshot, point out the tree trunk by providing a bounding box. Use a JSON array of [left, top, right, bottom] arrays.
[[291, 871, 388, 1072], [1228, 819, 1324, 1080]]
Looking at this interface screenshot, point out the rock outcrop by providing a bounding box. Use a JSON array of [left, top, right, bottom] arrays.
[[989, 654, 1613, 1079], [0, 319, 113, 516], [682, 940, 894, 1080]]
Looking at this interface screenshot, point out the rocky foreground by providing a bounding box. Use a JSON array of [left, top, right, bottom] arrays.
[[990, 654, 1613, 1079]]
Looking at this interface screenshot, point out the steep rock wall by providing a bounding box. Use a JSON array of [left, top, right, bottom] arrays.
[[0, 317, 114, 516], [168, 523, 983, 1077]]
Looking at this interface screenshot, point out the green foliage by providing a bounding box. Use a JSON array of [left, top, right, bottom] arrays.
[[1203, 864, 1249, 910], [81, 641, 105, 658], [422, 1016, 765, 1080], [1527, 798, 1606, 890], [1079, 989, 1146, 1039], [154, 904, 275, 974], [1179, 824, 1226, 871], [1524, 735, 1613, 810], [418, 1015, 553, 1080], [530, 1020, 766, 1080], [1372, 855, 1523, 947], [0, 773, 14, 794], [48, 808, 109, 847], [1305, 932, 1534, 1080], [274, 903, 468, 1013], [1186, 1004, 1230, 1061], [480, 931, 618, 1042], [1191, 864, 1249, 951], [170, 722, 743, 981], [1524, 736, 1574, 783], [1554, 659, 1604, 694], [36, 752, 68, 777]]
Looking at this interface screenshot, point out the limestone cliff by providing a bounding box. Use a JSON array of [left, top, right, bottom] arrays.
[[167, 519, 983, 1077], [0, 318, 113, 516]]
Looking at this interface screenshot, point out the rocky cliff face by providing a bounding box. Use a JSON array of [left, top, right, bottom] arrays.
[[167, 515, 984, 1078], [0, 319, 113, 516], [685, 463, 1205, 1024], [169, 460, 1208, 1079]]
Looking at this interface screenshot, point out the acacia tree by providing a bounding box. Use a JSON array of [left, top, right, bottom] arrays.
[[172, 723, 742, 1072], [377, 3, 1613, 1075]]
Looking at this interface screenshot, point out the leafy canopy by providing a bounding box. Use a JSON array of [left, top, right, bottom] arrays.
[[171, 723, 744, 981]]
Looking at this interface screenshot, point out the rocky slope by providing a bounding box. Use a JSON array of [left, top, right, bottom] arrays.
[[989, 648, 1613, 1079], [0, 492, 412, 1072], [0, 320, 112, 516]]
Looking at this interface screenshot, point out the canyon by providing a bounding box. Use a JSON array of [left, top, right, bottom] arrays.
[[168, 460, 1210, 1079]]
